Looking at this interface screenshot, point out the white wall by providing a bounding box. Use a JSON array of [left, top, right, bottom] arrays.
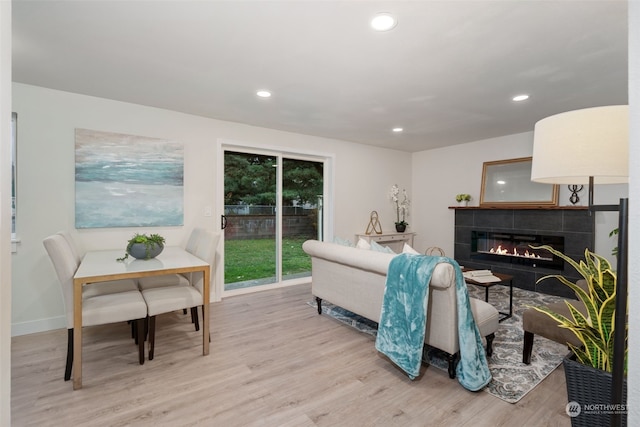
[[411, 131, 627, 261], [0, 1, 11, 425], [11, 83, 412, 336], [627, 1, 639, 424], [411, 132, 532, 255]]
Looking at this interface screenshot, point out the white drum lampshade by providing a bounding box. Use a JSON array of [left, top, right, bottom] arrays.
[[531, 105, 628, 185]]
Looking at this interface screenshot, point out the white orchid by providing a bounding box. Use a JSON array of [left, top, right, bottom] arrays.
[[389, 184, 410, 225]]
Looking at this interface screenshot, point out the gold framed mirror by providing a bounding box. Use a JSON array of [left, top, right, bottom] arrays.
[[480, 157, 559, 207]]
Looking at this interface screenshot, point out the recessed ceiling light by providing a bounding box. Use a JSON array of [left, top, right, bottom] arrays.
[[512, 94, 530, 102], [371, 13, 397, 31], [392, 127, 403, 133], [256, 90, 272, 98]]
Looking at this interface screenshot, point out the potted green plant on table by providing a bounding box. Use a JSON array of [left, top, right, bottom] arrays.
[[455, 193, 471, 207], [531, 245, 627, 427], [117, 233, 166, 261], [389, 184, 410, 232]]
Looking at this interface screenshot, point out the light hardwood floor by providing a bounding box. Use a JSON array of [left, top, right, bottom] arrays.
[[12, 283, 571, 426]]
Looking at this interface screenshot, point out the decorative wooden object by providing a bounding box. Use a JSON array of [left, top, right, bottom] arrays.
[[365, 211, 382, 235]]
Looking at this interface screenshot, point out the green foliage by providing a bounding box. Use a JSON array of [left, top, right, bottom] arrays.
[[224, 152, 323, 207], [610, 227, 619, 257], [455, 193, 471, 202], [530, 245, 626, 373], [117, 233, 166, 261], [282, 159, 324, 206]]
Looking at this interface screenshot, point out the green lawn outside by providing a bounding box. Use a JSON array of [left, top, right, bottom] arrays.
[[224, 236, 312, 284]]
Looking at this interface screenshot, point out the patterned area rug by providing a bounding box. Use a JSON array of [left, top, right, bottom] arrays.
[[308, 285, 570, 403]]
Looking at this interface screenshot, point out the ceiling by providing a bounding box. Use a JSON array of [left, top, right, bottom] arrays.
[[11, 0, 629, 153]]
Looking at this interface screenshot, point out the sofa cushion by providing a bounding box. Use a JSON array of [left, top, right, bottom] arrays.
[[305, 240, 392, 275], [402, 243, 420, 254], [356, 238, 371, 250], [371, 240, 395, 254], [333, 236, 354, 247], [302, 240, 453, 290]]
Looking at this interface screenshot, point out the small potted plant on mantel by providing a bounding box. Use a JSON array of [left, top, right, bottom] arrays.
[[455, 193, 471, 207], [530, 245, 627, 427], [117, 233, 166, 261]]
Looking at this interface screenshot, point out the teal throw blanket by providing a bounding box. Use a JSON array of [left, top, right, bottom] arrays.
[[374, 253, 491, 391]]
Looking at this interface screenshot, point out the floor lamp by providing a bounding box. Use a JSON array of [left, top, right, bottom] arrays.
[[530, 105, 629, 427]]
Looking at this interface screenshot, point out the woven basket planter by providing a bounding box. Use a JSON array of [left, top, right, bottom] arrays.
[[563, 354, 627, 427]]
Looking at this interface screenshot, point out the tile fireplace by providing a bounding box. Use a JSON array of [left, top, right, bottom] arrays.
[[453, 207, 594, 298]]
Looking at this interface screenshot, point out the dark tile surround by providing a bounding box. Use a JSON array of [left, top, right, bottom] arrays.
[[453, 208, 595, 298]]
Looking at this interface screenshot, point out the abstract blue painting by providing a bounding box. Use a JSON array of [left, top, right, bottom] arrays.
[[75, 129, 184, 228]]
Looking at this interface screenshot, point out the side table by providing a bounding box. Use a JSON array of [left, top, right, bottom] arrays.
[[464, 271, 513, 322], [355, 232, 416, 253]]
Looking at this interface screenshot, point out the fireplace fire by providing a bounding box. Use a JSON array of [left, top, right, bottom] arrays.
[[488, 246, 545, 259], [471, 231, 564, 270]]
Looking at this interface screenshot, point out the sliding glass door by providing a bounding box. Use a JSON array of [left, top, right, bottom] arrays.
[[222, 148, 324, 293], [281, 157, 324, 281]]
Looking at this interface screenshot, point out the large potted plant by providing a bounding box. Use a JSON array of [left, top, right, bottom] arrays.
[[531, 245, 627, 426]]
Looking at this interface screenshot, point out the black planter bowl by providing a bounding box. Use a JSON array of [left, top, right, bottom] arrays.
[[128, 243, 164, 260], [395, 224, 407, 233]]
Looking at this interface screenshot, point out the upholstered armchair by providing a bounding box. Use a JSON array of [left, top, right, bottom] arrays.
[[522, 280, 589, 364]]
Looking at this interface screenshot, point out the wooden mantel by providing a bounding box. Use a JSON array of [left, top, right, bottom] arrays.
[[448, 205, 588, 210]]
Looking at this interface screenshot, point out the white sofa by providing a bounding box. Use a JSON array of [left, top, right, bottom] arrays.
[[302, 239, 499, 378]]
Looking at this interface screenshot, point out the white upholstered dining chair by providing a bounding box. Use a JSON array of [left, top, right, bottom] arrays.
[[59, 230, 82, 264], [140, 230, 219, 359], [137, 228, 204, 291], [137, 228, 205, 328], [43, 233, 148, 381]]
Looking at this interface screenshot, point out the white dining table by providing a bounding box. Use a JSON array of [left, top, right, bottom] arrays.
[[72, 246, 211, 390]]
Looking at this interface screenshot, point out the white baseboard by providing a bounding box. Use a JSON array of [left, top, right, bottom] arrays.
[[12, 315, 66, 337]]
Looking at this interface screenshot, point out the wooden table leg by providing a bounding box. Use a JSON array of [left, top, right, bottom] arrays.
[[202, 265, 210, 355], [72, 278, 83, 390]]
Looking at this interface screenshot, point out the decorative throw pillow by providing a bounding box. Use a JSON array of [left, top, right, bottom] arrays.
[[371, 240, 396, 254], [333, 236, 354, 247], [356, 238, 372, 250], [402, 243, 420, 254]]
